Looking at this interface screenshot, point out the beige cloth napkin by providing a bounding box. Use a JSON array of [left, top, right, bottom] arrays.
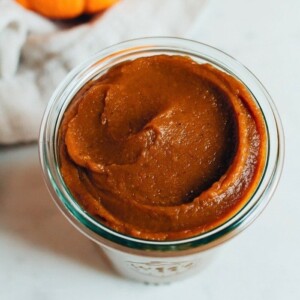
[[0, 0, 206, 144]]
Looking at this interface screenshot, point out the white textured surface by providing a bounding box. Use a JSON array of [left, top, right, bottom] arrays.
[[1, 0, 300, 299]]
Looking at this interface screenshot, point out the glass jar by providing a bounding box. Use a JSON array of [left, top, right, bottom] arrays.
[[39, 37, 284, 283]]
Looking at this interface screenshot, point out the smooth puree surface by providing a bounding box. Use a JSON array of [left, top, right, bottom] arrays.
[[59, 55, 267, 240]]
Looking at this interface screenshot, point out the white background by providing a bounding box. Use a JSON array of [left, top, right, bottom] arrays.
[[1, 0, 300, 299]]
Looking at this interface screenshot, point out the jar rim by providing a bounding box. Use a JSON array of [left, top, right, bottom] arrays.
[[39, 37, 284, 253]]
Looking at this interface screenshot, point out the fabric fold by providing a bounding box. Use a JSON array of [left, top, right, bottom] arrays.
[[0, 0, 206, 144]]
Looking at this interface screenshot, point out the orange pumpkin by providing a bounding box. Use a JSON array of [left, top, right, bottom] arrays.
[[16, 0, 119, 19]]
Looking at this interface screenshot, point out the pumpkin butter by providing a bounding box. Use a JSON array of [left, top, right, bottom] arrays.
[[59, 55, 267, 241]]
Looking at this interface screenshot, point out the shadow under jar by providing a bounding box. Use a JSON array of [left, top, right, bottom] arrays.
[[39, 37, 284, 283]]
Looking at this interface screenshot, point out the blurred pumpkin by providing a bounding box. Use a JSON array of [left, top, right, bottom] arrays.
[[16, 0, 119, 19]]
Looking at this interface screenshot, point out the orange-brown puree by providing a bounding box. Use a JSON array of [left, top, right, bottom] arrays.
[[59, 55, 267, 240]]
